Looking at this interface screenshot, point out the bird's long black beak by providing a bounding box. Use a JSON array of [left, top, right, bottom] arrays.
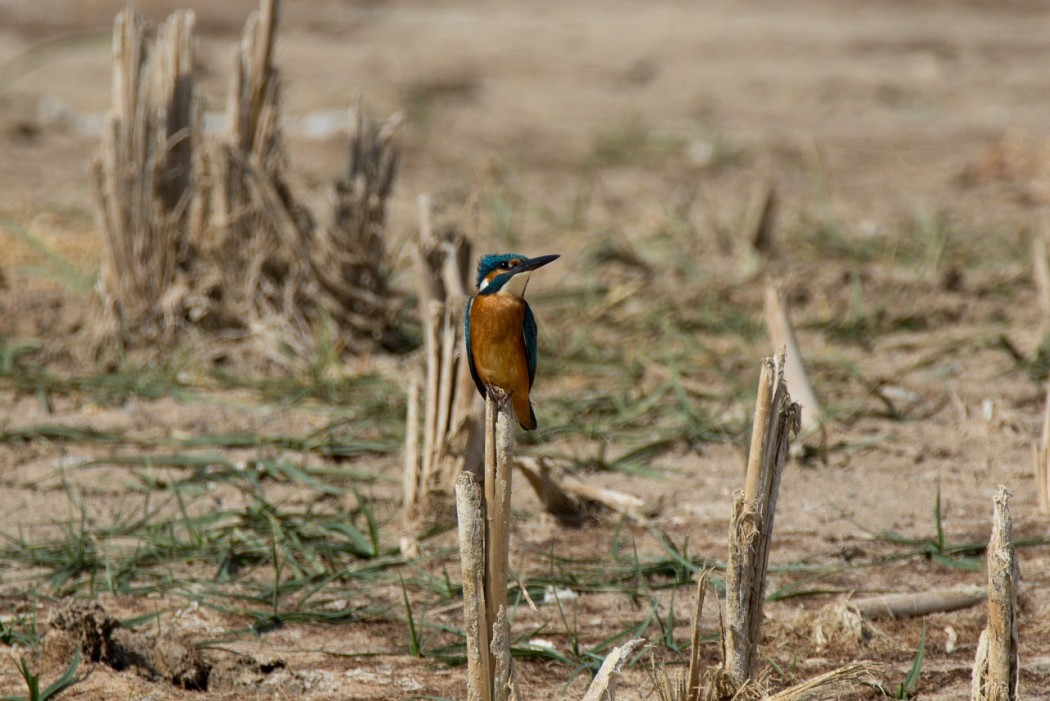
[[509, 254, 560, 275]]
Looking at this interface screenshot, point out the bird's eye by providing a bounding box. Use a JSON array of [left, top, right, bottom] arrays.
[[499, 261, 511, 269]]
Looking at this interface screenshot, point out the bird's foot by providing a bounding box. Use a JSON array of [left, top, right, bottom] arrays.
[[486, 384, 513, 412]]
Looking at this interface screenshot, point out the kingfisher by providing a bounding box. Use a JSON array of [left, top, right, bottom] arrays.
[[465, 252, 560, 430]]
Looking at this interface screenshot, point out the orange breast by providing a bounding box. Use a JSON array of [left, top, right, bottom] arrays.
[[469, 294, 534, 427]]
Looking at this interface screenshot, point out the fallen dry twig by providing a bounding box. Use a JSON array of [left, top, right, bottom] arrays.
[[847, 586, 986, 620], [515, 456, 647, 523]]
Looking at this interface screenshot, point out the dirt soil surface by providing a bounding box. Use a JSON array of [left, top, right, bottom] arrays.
[[1, 0, 1050, 699]]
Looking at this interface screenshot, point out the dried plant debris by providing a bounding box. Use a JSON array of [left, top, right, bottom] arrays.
[[48, 600, 210, 690]]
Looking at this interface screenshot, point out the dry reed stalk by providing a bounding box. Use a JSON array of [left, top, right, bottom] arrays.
[[455, 394, 518, 701], [725, 348, 800, 686], [582, 638, 647, 701], [483, 395, 516, 701], [403, 375, 421, 509], [456, 471, 492, 701], [684, 571, 711, 701], [972, 486, 1019, 701], [403, 196, 484, 515], [1036, 384, 1050, 512], [764, 283, 824, 442], [1032, 227, 1050, 322], [422, 300, 443, 475], [747, 182, 777, 254], [847, 586, 985, 620]]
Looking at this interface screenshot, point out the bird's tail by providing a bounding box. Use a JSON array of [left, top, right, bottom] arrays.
[[513, 393, 537, 431]]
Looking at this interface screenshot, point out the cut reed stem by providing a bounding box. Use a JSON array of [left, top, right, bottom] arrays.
[[725, 348, 800, 686]]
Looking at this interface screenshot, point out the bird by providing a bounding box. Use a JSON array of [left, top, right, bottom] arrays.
[[465, 252, 560, 430]]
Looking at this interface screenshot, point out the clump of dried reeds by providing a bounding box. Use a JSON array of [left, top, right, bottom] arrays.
[[403, 195, 483, 517], [92, 0, 400, 364], [93, 9, 198, 343]]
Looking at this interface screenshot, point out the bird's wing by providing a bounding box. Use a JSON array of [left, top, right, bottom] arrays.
[[523, 301, 538, 389], [465, 296, 487, 398]]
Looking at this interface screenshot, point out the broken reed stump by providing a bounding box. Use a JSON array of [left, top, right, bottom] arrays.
[[456, 394, 518, 701], [404, 195, 483, 517], [725, 348, 800, 686], [972, 486, 1019, 701]]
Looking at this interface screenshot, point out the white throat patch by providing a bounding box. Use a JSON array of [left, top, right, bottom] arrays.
[[498, 271, 531, 297]]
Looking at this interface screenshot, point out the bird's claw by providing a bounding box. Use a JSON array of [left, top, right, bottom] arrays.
[[486, 384, 513, 412]]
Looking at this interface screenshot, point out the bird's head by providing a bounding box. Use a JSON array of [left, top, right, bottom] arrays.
[[475, 253, 560, 297]]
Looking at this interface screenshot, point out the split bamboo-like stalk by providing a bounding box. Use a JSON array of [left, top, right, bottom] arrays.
[[847, 586, 985, 620], [422, 299, 443, 476], [725, 348, 800, 686], [972, 486, 1019, 701], [764, 283, 824, 442]]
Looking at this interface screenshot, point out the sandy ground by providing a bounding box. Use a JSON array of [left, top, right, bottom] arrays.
[[1, 0, 1050, 699]]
